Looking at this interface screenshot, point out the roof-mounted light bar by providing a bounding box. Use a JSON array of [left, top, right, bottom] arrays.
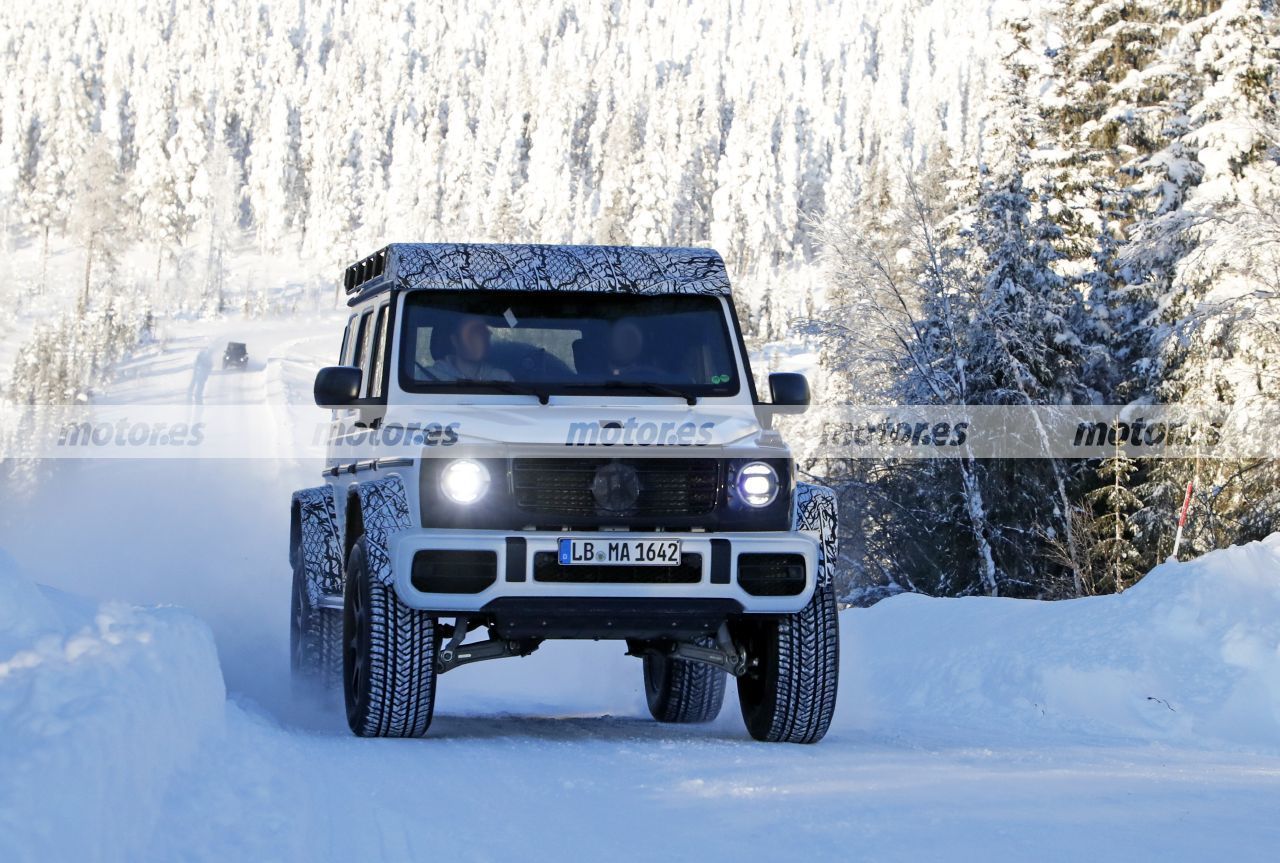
[[344, 248, 388, 295]]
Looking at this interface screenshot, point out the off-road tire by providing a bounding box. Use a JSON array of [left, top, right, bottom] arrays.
[[343, 537, 438, 737], [734, 582, 839, 743], [643, 637, 727, 723], [290, 558, 341, 690]]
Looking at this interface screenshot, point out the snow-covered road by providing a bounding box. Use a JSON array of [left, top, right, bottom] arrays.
[[2, 317, 1278, 862]]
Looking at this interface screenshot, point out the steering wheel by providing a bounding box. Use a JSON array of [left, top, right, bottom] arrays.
[[613, 364, 669, 381], [415, 359, 440, 381]]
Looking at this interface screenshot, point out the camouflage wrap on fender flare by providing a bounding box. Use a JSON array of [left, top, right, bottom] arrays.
[[792, 483, 838, 590], [291, 485, 343, 603], [351, 473, 413, 587]]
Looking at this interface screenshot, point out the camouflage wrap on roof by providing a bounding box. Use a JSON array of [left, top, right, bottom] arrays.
[[387, 243, 731, 295]]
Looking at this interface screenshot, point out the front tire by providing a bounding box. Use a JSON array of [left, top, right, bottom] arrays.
[[343, 537, 438, 737], [734, 583, 839, 743], [643, 637, 727, 724]]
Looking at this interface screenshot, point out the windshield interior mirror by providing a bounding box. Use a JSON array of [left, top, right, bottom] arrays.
[[767, 372, 810, 411], [315, 366, 362, 407]]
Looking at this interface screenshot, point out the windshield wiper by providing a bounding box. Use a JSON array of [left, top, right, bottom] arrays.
[[562, 380, 697, 405], [453, 379, 550, 404]]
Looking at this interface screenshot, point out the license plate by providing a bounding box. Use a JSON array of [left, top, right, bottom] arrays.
[[557, 538, 682, 566]]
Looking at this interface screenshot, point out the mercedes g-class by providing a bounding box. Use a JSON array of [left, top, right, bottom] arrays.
[[289, 243, 839, 743]]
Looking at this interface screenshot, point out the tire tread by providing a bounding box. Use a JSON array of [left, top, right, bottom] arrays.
[[740, 583, 839, 743], [645, 638, 727, 724], [346, 539, 437, 738]]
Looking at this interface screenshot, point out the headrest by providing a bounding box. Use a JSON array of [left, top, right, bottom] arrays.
[[572, 337, 604, 377], [428, 314, 456, 361]]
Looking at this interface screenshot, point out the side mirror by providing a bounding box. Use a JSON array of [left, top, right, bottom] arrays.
[[314, 366, 362, 406], [768, 372, 810, 411]]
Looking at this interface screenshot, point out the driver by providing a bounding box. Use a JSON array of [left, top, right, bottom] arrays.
[[425, 314, 513, 381]]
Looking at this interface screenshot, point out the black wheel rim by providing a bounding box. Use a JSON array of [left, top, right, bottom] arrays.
[[290, 573, 305, 673], [735, 624, 768, 707], [346, 576, 364, 699]]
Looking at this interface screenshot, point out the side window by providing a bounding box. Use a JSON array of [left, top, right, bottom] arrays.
[[368, 304, 389, 398], [339, 315, 356, 363], [351, 311, 372, 373]]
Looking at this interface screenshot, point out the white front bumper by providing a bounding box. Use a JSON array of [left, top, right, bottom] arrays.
[[388, 529, 819, 614]]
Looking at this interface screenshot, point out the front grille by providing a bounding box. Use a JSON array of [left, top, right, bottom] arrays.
[[532, 551, 703, 584], [737, 553, 806, 596], [511, 458, 719, 517]]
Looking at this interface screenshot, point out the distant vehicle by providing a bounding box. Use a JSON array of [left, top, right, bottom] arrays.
[[289, 243, 839, 743], [222, 342, 248, 370]]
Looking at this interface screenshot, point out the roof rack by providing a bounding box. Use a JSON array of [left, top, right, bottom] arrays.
[[341, 243, 731, 304]]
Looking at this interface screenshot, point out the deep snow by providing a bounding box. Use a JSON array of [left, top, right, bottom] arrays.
[[1, 318, 1278, 862]]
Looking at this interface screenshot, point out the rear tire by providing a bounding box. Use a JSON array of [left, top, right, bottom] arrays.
[[290, 557, 341, 690], [643, 637, 727, 724], [734, 583, 839, 743], [343, 537, 438, 737]]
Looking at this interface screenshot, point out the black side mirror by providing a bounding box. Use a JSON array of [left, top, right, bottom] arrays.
[[768, 372, 810, 411], [314, 366, 362, 406]]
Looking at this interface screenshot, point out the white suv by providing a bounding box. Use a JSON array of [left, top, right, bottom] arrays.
[[289, 243, 839, 743]]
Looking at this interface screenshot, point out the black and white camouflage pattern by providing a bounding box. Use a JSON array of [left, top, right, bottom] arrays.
[[352, 474, 413, 587], [792, 483, 838, 590], [291, 485, 344, 602], [390, 243, 731, 295]]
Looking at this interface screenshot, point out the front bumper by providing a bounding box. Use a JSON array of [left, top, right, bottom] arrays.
[[388, 529, 819, 615]]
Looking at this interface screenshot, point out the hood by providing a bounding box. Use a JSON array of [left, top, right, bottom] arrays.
[[376, 403, 782, 454]]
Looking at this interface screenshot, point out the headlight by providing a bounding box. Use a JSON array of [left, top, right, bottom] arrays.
[[440, 459, 490, 505], [737, 462, 778, 507]]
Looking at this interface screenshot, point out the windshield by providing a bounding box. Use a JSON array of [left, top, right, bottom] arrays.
[[398, 291, 742, 398]]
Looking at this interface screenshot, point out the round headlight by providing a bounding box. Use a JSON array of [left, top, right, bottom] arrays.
[[440, 459, 490, 505], [737, 462, 778, 507]]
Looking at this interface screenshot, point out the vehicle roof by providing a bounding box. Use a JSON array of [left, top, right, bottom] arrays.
[[343, 243, 731, 304]]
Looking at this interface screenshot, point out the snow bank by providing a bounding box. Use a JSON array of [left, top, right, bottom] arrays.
[[838, 534, 1280, 748], [0, 555, 226, 863], [2, 524, 1277, 862]]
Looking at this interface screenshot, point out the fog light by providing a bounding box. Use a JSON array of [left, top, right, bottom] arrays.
[[441, 459, 490, 504], [737, 462, 778, 507]]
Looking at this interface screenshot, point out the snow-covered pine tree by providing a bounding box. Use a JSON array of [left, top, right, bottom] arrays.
[[809, 149, 1014, 598], [953, 168, 1093, 596], [1132, 0, 1280, 559], [1042, 0, 1186, 403], [806, 164, 923, 600], [68, 134, 128, 310], [196, 134, 242, 316], [0, 0, 1007, 330], [131, 77, 192, 288], [1082, 437, 1145, 591], [247, 89, 303, 254], [1036, 0, 1214, 579], [950, 11, 1094, 595], [18, 69, 81, 292]]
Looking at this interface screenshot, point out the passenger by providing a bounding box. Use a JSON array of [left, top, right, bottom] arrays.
[[426, 314, 513, 381], [606, 318, 648, 377], [601, 318, 691, 383]]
